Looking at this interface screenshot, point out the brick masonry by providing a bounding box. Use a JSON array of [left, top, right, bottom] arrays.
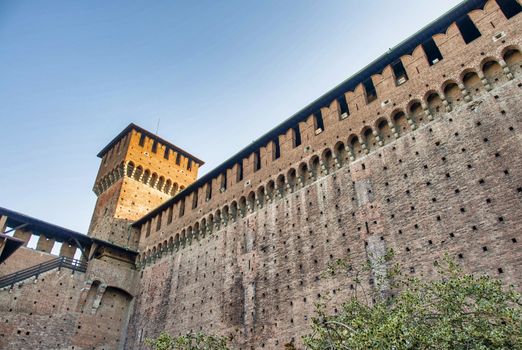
[[0, 1, 521, 349]]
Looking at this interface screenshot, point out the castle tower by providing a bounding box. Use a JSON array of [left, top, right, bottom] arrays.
[[88, 123, 203, 248]]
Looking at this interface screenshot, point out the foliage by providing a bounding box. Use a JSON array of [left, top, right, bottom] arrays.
[[304, 254, 522, 350], [145, 331, 230, 350]]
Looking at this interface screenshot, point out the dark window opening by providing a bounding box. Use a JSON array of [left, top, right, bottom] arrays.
[[456, 15, 481, 44], [151, 140, 158, 153], [496, 0, 521, 19], [156, 215, 161, 231], [167, 206, 173, 224], [254, 150, 261, 171], [362, 79, 377, 103], [272, 138, 281, 160], [206, 181, 212, 200], [176, 153, 181, 165], [187, 159, 193, 171], [192, 190, 198, 209], [164, 148, 170, 160], [145, 221, 151, 238], [179, 198, 185, 217], [292, 126, 301, 147], [337, 96, 349, 116], [422, 38, 443, 65], [391, 60, 408, 85], [314, 111, 325, 132], [237, 162, 243, 182], [221, 172, 227, 190], [139, 133, 146, 147]]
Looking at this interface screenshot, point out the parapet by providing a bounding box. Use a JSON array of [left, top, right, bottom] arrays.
[[0, 206, 137, 262], [131, 0, 522, 261], [93, 123, 204, 196]]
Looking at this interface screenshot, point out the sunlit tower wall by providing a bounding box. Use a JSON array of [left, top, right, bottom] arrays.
[[88, 123, 204, 249]]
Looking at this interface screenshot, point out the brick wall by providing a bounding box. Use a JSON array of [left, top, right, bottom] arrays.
[[127, 77, 522, 349]]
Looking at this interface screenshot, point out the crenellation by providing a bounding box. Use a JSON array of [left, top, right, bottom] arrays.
[[136, 28, 521, 270], [1, 1, 521, 349]]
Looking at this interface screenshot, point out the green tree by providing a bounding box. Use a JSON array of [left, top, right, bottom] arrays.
[[145, 331, 230, 350], [303, 255, 522, 350]]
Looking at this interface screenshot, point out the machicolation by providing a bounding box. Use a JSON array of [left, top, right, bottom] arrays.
[[0, 0, 521, 349]]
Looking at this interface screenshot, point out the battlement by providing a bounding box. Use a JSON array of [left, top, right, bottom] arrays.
[[132, 0, 521, 260], [2, 1, 521, 349], [93, 123, 203, 196]]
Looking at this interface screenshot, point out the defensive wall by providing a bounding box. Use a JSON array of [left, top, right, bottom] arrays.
[[126, 0, 522, 348], [0, 208, 138, 349], [0, 0, 520, 349]]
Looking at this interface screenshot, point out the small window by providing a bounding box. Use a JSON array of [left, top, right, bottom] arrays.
[[192, 190, 198, 209], [362, 79, 377, 103], [391, 60, 408, 85], [156, 215, 162, 231], [151, 141, 158, 153], [187, 159, 193, 171], [237, 162, 243, 182], [254, 150, 261, 171], [422, 38, 443, 65], [456, 15, 481, 44], [206, 181, 212, 200], [314, 111, 325, 132], [337, 96, 349, 116], [221, 172, 227, 190], [179, 198, 185, 217], [139, 133, 146, 147], [164, 148, 170, 160], [167, 206, 173, 224], [292, 126, 301, 147], [146, 221, 151, 237], [176, 153, 181, 165], [496, 0, 522, 19], [272, 138, 281, 160]]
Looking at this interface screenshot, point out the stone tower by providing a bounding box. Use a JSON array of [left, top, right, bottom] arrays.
[[88, 123, 203, 249]]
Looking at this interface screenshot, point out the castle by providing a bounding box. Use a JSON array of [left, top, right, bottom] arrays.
[[1, 0, 521, 348]]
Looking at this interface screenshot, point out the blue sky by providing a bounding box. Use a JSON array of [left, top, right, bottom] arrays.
[[0, 0, 462, 232]]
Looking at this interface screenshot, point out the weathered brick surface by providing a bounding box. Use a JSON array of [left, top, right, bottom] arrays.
[[128, 79, 522, 349], [1, 2, 521, 349], [134, 0, 521, 259], [126, 3, 522, 348], [0, 251, 136, 350], [0, 247, 55, 277], [89, 127, 201, 249]]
